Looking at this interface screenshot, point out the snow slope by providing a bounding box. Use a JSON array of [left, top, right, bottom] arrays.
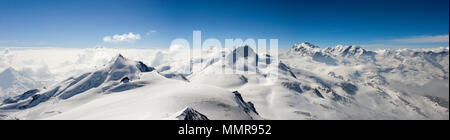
[[0, 54, 260, 120], [0, 67, 42, 101]]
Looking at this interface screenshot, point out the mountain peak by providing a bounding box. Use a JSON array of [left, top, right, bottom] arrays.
[[293, 42, 319, 49], [0, 67, 22, 80], [302, 42, 319, 48], [2, 67, 18, 75], [171, 107, 209, 120], [3, 48, 9, 54], [107, 54, 154, 72], [331, 45, 359, 51], [233, 91, 259, 115], [326, 45, 374, 57], [232, 45, 257, 58], [226, 45, 259, 67], [108, 54, 130, 70], [113, 54, 126, 62], [290, 42, 321, 55], [0, 67, 39, 96]]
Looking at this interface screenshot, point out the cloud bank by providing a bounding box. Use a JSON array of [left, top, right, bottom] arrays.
[[103, 32, 141, 43], [391, 34, 449, 43], [361, 34, 449, 49]]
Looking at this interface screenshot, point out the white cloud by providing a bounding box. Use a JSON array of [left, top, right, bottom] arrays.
[[363, 34, 450, 49], [169, 44, 185, 52], [390, 34, 449, 43], [359, 44, 446, 49], [103, 32, 141, 43]]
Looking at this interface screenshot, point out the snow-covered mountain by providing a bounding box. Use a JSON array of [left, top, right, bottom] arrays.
[[325, 45, 376, 58], [169, 107, 210, 120], [0, 54, 261, 120], [290, 42, 321, 55], [0, 67, 42, 101], [279, 43, 448, 119], [0, 44, 448, 120]]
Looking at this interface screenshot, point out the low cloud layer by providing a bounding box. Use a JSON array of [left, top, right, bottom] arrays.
[[103, 32, 141, 43], [391, 34, 449, 43], [361, 34, 449, 49]]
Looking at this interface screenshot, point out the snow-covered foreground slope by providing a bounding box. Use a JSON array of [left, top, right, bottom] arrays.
[[0, 54, 260, 120], [0, 44, 448, 120]]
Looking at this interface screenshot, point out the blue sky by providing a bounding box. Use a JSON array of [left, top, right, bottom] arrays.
[[0, 0, 448, 49]]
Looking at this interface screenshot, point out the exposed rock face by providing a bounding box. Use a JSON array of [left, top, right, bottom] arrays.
[[233, 91, 258, 115], [426, 96, 449, 109], [172, 107, 209, 120], [2, 89, 40, 104], [136, 61, 155, 72], [291, 42, 320, 55], [326, 45, 376, 58], [281, 82, 304, 94], [226, 46, 259, 71], [338, 82, 358, 95], [289, 42, 338, 65]]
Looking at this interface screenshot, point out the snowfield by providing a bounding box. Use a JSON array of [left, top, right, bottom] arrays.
[[0, 43, 448, 120]]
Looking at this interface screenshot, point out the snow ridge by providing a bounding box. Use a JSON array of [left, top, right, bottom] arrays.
[[170, 107, 210, 120], [0, 54, 156, 110], [0, 67, 41, 101]]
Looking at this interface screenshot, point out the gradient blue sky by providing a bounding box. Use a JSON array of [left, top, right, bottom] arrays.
[[0, 0, 448, 49]]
